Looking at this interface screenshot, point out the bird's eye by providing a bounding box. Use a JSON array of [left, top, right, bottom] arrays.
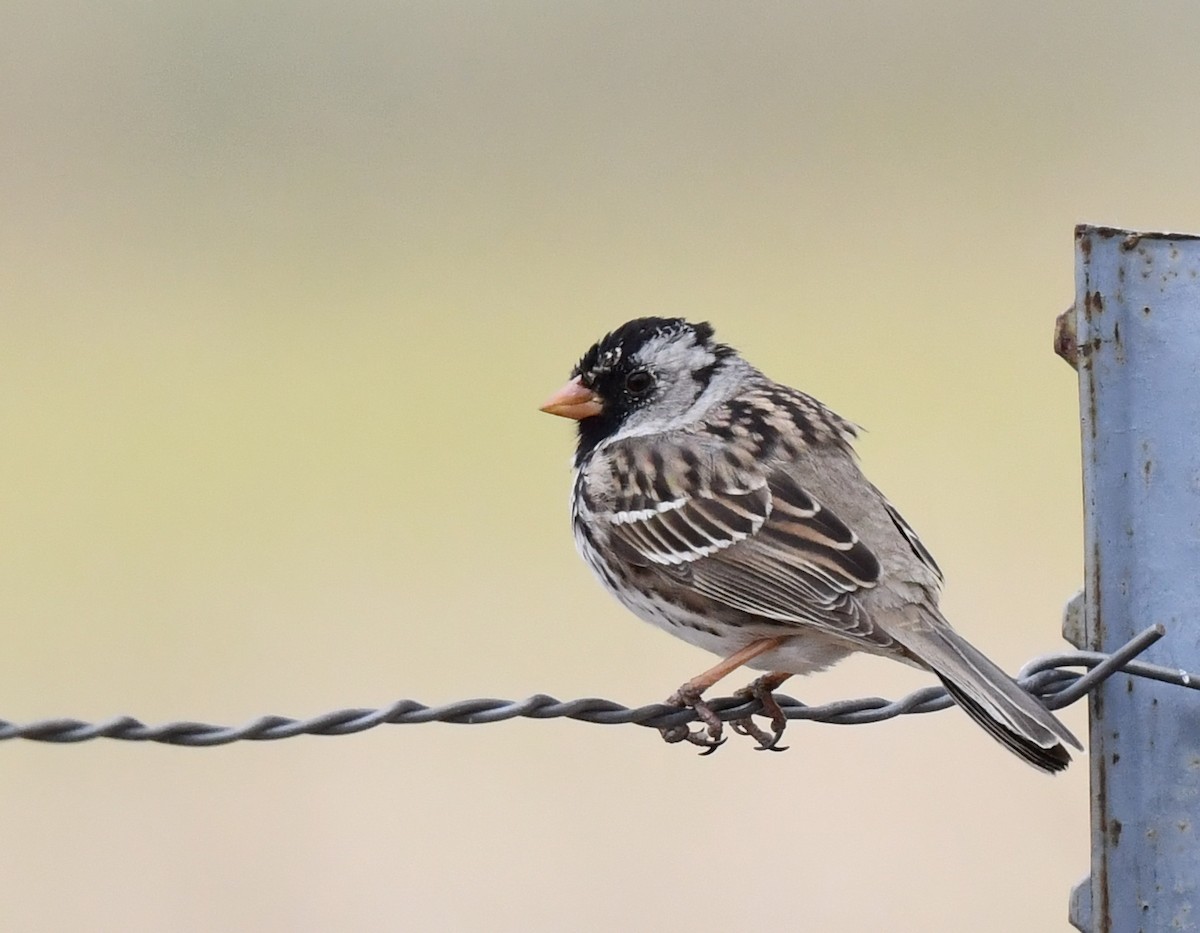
[[624, 370, 654, 395]]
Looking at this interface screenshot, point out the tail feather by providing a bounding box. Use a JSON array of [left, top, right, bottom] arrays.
[[891, 609, 1082, 773], [937, 676, 1072, 774]]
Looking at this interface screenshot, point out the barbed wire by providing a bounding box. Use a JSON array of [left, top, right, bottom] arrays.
[[1, 624, 1191, 747]]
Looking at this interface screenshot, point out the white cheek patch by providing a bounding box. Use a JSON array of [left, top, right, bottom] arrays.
[[588, 329, 751, 453], [639, 333, 714, 377]]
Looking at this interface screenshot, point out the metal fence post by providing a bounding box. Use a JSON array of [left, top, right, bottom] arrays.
[[1066, 225, 1200, 932]]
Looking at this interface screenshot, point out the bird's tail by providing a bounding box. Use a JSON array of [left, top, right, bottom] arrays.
[[894, 609, 1082, 774]]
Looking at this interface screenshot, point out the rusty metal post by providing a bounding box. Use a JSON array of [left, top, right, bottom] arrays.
[[1065, 225, 1200, 932]]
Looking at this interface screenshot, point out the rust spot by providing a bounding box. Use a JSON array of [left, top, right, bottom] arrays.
[[1112, 752, 1121, 765], [1122, 234, 1142, 251], [1084, 357, 1099, 438], [1080, 232, 1093, 257], [1096, 722, 1111, 929], [1110, 819, 1123, 847], [1144, 459, 1153, 484], [1120, 230, 1200, 241], [1143, 306, 1152, 316]]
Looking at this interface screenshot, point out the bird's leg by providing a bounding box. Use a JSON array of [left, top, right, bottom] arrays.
[[731, 672, 793, 751], [659, 637, 788, 754]]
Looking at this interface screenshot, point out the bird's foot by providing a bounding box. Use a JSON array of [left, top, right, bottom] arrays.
[[658, 683, 726, 755], [730, 674, 790, 752]]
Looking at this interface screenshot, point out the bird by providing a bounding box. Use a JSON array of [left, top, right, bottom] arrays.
[[539, 316, 1081, 773]]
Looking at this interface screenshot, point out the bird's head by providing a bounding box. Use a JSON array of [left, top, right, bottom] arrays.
[[540, 317, 741, 461]]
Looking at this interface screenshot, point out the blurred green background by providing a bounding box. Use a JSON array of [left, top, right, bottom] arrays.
[[2, 3, 1198, 931]]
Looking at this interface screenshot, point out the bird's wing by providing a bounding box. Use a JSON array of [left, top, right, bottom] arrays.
[[603, 442, 891, 643], [604, 474, 772, 565], [883, 498, 944, 586]]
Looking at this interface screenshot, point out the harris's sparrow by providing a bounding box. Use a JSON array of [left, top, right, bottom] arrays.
[[541, 317, 1080, 772]]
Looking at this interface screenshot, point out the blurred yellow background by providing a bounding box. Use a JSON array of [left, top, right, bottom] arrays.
[[2, 4, 1198, 931]]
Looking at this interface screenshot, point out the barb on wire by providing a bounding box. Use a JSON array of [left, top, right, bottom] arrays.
[[1, 624, 1192, 747]]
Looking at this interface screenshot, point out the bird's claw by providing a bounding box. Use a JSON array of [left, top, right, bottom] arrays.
[[657, 677, 791, 754], [658, 684, 726, 754], [731, 718, 789, 752], [730, 678, 790, 752]]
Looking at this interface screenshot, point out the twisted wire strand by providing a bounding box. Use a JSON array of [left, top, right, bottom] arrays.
[[1, 625, 1189, 747]]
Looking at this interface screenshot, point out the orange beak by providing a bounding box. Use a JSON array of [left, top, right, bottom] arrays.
[[539, 376, 604, 421]]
